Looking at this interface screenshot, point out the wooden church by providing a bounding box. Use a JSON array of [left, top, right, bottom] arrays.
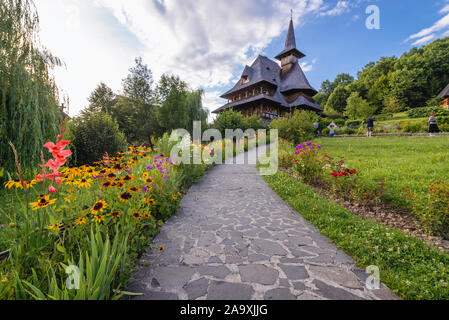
[[213, 18, 324, 124], [439, 83, 449, 108]]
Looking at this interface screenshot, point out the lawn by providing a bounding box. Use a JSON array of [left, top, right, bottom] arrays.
[[262, 169, 449, 300], [314, 136, 449, 209]]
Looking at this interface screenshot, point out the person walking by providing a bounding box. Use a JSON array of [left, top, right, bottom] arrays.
[[429, 113, 440, 137], [328, 121, 338, 137], [366, 117, 376, 138], [314, 121, 321, 137]]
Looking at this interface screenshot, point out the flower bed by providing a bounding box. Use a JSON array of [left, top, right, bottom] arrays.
[[261, 169, 449, 300], [278, 139, 449, 240], [0, 129, 269, 300]]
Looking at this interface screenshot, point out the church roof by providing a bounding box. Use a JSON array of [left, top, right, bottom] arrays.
[[221, 56, 280, 98], [280, 62, 317, 96], [214, 18, 320, 114], [439, 83, 449, 98], [275, 19, 305, 60]]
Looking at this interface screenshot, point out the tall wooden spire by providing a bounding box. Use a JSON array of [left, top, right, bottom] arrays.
[[275, 17, 305, 61]]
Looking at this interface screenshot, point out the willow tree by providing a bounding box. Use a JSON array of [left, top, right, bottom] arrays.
[[0, 0, 62, 175]]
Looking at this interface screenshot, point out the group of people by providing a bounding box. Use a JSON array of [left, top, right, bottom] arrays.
[[364, 113, 440, 138], [313, 112, 440, 138]]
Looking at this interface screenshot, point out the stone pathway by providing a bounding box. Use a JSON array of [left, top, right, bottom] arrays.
[[127, 146, 398, 300]]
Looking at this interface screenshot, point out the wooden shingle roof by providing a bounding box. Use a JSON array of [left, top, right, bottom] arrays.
[[439, 83, 449, 98]]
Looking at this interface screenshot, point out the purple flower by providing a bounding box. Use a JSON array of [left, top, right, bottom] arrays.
[[141, 186, 148, 193], [146, 166, 154, 170], [306, 142, 312, 146], [316, 145, 321, 149], [163, 175, 168, 180]]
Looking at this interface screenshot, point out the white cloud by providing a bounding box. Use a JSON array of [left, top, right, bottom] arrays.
[[35, 0, 332, 116], [300, 58, 317, 72], [412, 34, 436, 46], [440, 3, 449, 14], [319, 1, 350, 17], [406, 2, 449, 46]]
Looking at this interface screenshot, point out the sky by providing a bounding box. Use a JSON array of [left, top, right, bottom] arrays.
[[34, 0, 449, 118]]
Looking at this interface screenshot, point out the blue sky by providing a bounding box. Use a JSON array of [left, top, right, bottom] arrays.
[[35, 0, 449, 118]]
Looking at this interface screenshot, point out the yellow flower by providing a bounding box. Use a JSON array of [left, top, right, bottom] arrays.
[[102, 181, 113, 189], [158, 246, 165, 253], [132, 211, 142, 220], [64, 179, 78, 186], [109, 211, 122, 219], [23, 180, 37, 189], [172, 195, 178, 201], [9, 222, 15, 228], [29, 195, 57, 210], [128, 186, 139, 193], [77, 178, 92, 188], [118, 192, 133, 202], [92, 200, 107, 214], [1, 276, 8, 283], [4, 180, 23, 189], [122, 175, 135, 183], [47, 223, 64, 231], [75, 217, 88, 226], [144, 198, 156, 206], [93, 215, 105, 223]]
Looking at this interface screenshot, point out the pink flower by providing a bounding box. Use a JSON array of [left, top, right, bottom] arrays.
[[49, 186, 58, 193]]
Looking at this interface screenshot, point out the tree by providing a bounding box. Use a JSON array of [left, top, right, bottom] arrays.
[[82, 82, 116, 116], [389, 68, 429, 108], [325, 85, 350, 115], [269, 110, 319, 144], [155, 74, 208, 135], [0, 0, 62, 175], [367, 74, 391, 113], [315, 74, 354, 108], [345, 92, 376, 119], [70, 113, 127, 165], [122, 57, 154, 104]]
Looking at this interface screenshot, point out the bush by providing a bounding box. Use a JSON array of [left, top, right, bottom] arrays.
[[340, 127, 358, 135], [71, 113, 127, 165], [376, 113, 394, 121], [407, 107, 449, 118], [401, 123, 426, 133], [406, 181, 449, 239], [292, 142, 325, 184], [345, 119, 363, 129], [270, 110, 319, 144], [214, 110, 264, 137], [334, 118, 346, 127]]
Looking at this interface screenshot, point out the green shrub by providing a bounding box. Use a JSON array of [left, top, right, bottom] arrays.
[[270, 110, 319, 144], [376, 113, 394, 121], [71, 113, 127, 165], [341, 127, 358, 135], [292, 142, 325, 184], [334, 118, 346, 127], [214, 110, 264, 137], [406, 181, 449, 239], [407, 107, 449, 118], [345, 119, 363, 129], [401, 123, 426, 133]]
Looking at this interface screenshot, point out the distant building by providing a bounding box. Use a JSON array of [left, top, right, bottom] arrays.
[[213, 18, 323, 126], [438, 83, 449, 108]]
